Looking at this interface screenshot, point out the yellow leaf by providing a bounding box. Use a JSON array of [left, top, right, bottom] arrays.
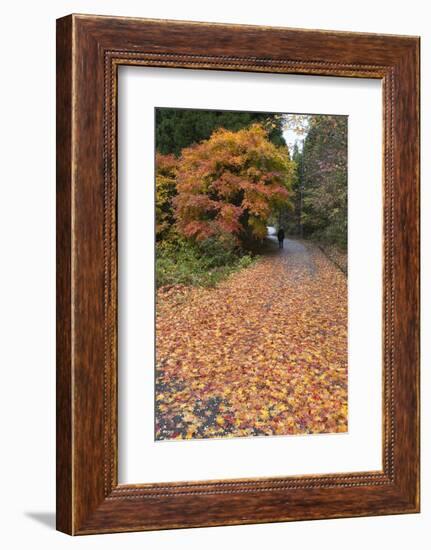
[[261, 408, 270, 420], [186, 426, 197, 438], [216, 415, 225, 426]]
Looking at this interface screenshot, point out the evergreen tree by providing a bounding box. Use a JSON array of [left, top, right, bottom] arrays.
[[300, 115, 348, 248], [156, 108, 286, 156]]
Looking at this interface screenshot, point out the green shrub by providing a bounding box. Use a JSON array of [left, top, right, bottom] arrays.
[[156, 236, 255, 288]]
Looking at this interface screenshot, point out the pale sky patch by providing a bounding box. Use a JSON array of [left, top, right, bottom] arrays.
[[281, 113, 311, 154]]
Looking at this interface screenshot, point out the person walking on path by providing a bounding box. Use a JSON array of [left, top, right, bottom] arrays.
[[277, 228, 285, 249]]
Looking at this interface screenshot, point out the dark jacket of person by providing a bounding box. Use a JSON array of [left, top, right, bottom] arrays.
[[277, 229, 285, 241]]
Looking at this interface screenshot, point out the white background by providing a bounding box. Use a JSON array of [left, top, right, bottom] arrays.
[[118, 68, 382, 483], [0, 0, 428, 548]]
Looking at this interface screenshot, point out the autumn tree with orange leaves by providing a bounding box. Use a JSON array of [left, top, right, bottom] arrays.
[[173, 124, 295, 246]]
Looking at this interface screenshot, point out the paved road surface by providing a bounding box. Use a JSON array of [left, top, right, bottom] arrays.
[[155, 237, 348, 440]]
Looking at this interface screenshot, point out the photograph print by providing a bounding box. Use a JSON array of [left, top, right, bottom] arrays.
[[154, 107, 348, 441]]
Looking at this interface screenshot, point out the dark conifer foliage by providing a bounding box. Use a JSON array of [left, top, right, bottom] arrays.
[[155, 108, 286, 156], [301, 116, 348, 248]]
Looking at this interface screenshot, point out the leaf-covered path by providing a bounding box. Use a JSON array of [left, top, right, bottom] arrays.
[[155, 237, 348, 440]]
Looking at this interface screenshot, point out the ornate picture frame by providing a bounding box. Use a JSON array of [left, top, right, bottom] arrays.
[[56, 14, 420, 534]]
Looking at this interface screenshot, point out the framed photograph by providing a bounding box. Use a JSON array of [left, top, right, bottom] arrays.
[[56, 14, 420, 535]]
